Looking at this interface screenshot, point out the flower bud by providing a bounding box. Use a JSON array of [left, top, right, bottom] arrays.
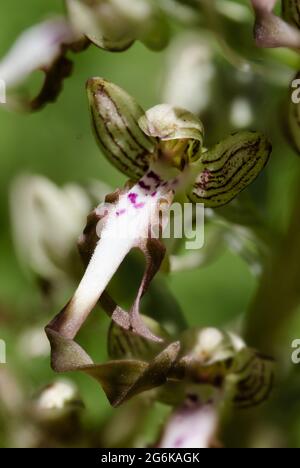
[[162, 33, 216, 115], [10, 175, 100, 285], [66, 0, 169, 51]]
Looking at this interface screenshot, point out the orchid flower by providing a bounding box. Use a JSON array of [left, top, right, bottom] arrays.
[[0, 1, 168, 111], [65, 0, 169, 52], [251, 0, 300, 49], [10, 175, 109, 286], [157, 401, 219, 448], [0, 18, 83, 111], [45, 77, 271, 379]]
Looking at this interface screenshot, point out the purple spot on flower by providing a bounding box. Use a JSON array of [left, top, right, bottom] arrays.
[[134, 202, 145, 209], [147, 171, 161, 183], [138, 181, 151, 191], [128, 193, 138, 204], [198, 169, 211, 190], [151, 191, 157, 197]]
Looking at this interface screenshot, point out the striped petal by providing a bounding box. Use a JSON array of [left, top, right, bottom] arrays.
[[108, 316, 170, 361], [188, 131, 272, 208], [87, 77, 156, 180], [230, 348, 274, 408]]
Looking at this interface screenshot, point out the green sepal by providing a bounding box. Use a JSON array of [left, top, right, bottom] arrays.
[[87, 77, 156, 180], [188, 131, 272, 207]]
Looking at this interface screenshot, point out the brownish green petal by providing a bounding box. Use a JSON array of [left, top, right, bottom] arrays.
[[87, 77, 156, 179], [188, 131, 272, 208]]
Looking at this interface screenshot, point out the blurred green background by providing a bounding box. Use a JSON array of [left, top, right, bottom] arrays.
[[1, 0, 300, 448]]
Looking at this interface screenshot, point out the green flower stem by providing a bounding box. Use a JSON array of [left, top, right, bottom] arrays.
[[244, 174, 300, 355]]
